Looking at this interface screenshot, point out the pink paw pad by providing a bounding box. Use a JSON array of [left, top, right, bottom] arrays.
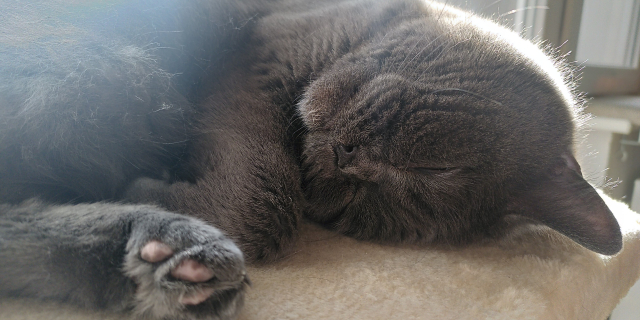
[[140, 240, 174, 263], [171, 259, 215, 283], [140, 241, 216, 305]]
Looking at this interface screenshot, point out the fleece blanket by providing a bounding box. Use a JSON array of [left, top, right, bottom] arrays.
[[1, 194, 639, 320]]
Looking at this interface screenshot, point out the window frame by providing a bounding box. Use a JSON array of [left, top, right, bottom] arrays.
[[544, 0, 640, 96]]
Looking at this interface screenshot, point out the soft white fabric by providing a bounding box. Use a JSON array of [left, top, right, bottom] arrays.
[[2, 194, 639, 320]]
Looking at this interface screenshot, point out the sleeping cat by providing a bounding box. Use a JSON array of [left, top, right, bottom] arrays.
[[0, 0, 622, 319]]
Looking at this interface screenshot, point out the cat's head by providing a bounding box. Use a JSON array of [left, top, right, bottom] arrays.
[[298, 12, 622, 255]]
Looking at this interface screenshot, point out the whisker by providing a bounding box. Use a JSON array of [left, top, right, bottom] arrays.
[[498, 6, 548, 19], [436, 0, 451, 22], [399, 16, 471, 75], [416, 34, 472, 80], [479, 0, 508, 12], [429, 88, 503, 106], [291, 125, 309, 140], [393, 19, 436, 73], [399, 37, 447, 74]]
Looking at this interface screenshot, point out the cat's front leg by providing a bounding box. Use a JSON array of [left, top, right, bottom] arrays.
[[125, 96, 305, 263], [0, 200, 248, 320]]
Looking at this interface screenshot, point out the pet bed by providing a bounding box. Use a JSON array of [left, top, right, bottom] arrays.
[[1, 194, 639, 320]]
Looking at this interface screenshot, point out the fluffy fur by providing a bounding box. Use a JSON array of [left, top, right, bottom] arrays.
[[0, 0, 624, 319]]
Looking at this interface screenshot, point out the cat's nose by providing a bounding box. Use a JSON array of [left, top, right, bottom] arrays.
[[335, 144, 358, 168]]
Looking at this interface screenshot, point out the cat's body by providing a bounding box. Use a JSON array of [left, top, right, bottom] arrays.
[[0, 0, 623, 319]]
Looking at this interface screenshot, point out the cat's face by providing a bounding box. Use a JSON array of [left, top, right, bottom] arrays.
[[298, 19, 622, 254], [299, 67, 555, 243]]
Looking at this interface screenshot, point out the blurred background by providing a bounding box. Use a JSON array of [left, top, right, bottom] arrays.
[[446, 1, 640, 319]]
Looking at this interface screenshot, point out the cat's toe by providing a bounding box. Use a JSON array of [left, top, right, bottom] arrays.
[[141, 242, 217, 283], [141, 240, 174, 263], [171, 258, 215, 283], [125, 213, 248, 320]]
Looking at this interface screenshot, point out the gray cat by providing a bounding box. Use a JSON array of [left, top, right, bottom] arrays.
[[0, 0, 622, 319]]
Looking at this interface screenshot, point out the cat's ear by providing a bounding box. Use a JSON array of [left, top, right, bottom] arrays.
[[508, 152, 622, 255]]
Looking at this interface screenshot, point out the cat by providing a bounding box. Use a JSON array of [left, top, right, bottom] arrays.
[[0, 0, 623, 319]]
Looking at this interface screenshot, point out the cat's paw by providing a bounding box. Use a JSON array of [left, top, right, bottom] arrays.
[[124, 212, 248, 320]]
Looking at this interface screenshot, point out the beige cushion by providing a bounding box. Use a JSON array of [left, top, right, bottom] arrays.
[[2, 194, 639, 320]]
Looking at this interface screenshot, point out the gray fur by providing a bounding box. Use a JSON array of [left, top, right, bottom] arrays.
[[0, 200, 247, 319], [0, 0, 622, 319]]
